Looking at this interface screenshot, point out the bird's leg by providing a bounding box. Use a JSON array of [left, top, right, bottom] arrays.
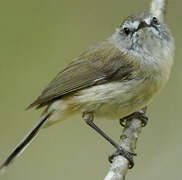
[[120, 108, 148, 128], [82, 112, 135, 169]]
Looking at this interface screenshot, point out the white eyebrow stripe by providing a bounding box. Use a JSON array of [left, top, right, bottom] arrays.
[[144, 17, 151, 25], [123, 21, 140, 30], [132, 21, 140, 29]]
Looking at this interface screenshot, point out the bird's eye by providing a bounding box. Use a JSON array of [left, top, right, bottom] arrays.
[[123, 27, 131, 35], [152, 17, 159, 25]]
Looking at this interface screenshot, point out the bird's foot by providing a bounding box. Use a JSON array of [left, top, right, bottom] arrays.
[[108, 147, 136, 169], [120, 110, 148, 128]]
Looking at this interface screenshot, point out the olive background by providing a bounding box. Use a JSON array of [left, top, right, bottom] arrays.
[[0, 0, 181, 179]]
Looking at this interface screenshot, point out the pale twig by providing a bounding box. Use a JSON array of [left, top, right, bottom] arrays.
[[150, 0, 167, 22], [104, 117, 143, 180], [104, 0, 168, 179]]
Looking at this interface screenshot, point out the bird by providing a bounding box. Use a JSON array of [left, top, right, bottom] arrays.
[[0, 12, 175, 171]]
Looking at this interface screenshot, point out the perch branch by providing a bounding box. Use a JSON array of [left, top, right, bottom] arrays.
[[150, 0, 167, 22], [104, 0, 168, 180]]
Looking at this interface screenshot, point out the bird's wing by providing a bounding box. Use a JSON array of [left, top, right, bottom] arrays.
[[28, 40, 138, 109]]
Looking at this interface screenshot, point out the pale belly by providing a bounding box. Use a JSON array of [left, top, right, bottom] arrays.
[[43, 77, 163, 128], [64, 78, 161, 120]]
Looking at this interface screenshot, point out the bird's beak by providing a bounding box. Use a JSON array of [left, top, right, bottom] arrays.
[[137, 21, 149, 31]]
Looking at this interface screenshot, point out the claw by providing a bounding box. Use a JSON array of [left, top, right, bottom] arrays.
[[136, 110, 148, 127], [119, 118, 128, 128], [108, 148, 136, 169], [120, 110, 148, 128]]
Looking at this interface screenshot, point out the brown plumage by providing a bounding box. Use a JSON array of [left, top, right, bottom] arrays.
[[28, 40, 137, 109], [0, 12, 174, 172]]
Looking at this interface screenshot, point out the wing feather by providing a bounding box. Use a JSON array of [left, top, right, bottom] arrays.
[[28, 40, 136, 109]]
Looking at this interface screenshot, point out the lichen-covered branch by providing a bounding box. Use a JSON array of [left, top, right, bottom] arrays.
[[104, 1, 168, 179], [104, 117, 143, 180]]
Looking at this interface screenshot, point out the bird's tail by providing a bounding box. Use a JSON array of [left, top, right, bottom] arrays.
[[0, 112, 53, 173]]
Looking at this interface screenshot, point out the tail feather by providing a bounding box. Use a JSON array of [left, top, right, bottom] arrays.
[[0, 112, 53, 172]]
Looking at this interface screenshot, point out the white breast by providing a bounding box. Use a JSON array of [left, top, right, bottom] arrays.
[[64, 77, 156, 120]]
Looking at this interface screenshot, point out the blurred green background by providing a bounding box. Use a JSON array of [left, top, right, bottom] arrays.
[[0, 0, 181, 179]]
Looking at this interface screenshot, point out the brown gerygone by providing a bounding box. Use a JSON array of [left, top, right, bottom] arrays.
[[0, 12, 174, 171]]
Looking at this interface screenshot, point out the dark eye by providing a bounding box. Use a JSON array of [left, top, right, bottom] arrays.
[[152, 17, 159, 25], [123, 27, 131, 35]]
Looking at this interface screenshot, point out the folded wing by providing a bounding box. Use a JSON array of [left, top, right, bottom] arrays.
[[28, 40, 136, 109]]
